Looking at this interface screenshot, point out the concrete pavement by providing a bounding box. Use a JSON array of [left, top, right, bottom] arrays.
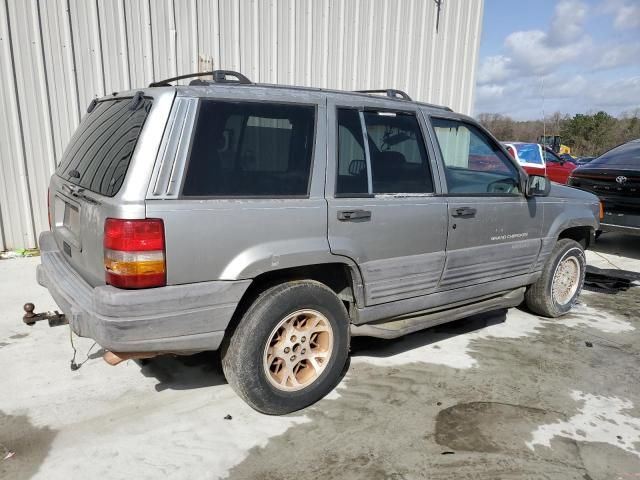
[[1, 234, 639, 479]]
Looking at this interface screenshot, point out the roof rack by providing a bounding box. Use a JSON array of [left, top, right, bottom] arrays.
[[355, 89, 412, 101], [149, 70, 252, 87]]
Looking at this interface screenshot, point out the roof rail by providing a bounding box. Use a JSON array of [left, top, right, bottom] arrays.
[[355, 89, 412, 101], [149, 70, 252, 87]]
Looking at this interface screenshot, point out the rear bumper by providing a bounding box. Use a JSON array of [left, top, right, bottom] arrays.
[[600, 223, 640, 235], [37, 231, 251, 352]]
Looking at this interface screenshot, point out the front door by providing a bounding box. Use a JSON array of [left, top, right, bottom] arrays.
[[326, 100, 448, 306], [430, 117, 543, 291], [543, 148, 575, 184]]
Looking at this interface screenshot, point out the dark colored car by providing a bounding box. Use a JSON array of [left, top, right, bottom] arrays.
[[568, 139, 640, 235], [576, 156, 596, 165]]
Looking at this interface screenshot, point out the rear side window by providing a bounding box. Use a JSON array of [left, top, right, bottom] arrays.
[[182, 101, 315, 197], [336, 108, 433, 195], [56, 97, 152, 197]]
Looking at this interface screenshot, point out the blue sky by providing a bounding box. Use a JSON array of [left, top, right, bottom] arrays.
[[474, 0, 640, 119]]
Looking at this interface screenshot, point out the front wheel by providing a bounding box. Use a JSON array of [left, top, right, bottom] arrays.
[[221, 280, 350, 415], [525, 238, 586, 317]]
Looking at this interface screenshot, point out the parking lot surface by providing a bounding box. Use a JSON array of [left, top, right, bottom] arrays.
[[1, 233, 639, 480]]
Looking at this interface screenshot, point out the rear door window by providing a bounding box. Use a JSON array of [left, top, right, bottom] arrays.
[[56, 96, 152, 197], [363, 112, 434, 194], [335, 108, 434, 196], [182, 101, 316, 197]]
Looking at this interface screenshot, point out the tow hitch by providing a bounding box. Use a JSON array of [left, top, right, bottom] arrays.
[[22, 303, 68, 327]]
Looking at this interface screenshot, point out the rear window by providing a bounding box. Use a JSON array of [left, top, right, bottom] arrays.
[[182, 101, 316, 197], [56, 96, 152, 197], [589, 140, 640, 169], [515, 144, 543, 165]]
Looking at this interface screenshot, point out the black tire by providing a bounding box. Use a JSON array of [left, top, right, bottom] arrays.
[[221, 280, 350, 415], [525, 238, 586, 318]]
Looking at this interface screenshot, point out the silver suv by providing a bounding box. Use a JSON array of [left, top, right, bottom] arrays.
[[36, 71, 600, 414]]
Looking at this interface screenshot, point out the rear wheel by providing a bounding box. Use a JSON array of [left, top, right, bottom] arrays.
[[525, 238, 586, 317], [221, 280, 350, 415]]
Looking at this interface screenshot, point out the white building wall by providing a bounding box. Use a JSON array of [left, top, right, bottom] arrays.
[[0, 0, 483, 250]]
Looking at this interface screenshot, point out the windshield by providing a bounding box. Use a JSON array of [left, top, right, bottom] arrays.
[[588, 139, 640, 169], [514, 144, 544, 165], [56, 96, 152, 196]]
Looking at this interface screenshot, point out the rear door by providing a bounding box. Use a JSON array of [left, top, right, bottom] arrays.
[[326, 97, 448, 306], [429, 117, 543, 291]]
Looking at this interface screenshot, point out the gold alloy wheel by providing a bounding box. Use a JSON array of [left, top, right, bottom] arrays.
[[263, 309, 334, 392], [552, 256, 581, 305]]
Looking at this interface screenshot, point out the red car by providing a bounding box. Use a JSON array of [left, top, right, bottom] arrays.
[[542, 147, 576, 184], [502, 142, 576, 184]]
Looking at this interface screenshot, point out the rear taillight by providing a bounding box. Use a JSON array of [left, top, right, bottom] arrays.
[[104, 218, 166, 289]]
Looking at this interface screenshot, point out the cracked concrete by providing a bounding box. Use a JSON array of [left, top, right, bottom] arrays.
[[0, 234, 639, 479]]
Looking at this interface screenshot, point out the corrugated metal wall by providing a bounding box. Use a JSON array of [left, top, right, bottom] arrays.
[[0, 0, 483, 250]]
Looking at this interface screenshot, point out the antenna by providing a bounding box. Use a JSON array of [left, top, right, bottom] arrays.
[[541, 76, 546, 144]]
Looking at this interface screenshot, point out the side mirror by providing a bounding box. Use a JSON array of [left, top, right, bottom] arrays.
[[526, 175, 551, 197]]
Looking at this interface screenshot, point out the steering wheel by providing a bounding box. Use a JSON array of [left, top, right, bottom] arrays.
[[486, 177, 518, 194]]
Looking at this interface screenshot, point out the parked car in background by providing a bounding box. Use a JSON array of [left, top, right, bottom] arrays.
[[568, 138, 640, 235], [577, 156, 596, 165], [559, 153, 578, 164], [543, 147, 577, 184], [502, 142, 547, 177]]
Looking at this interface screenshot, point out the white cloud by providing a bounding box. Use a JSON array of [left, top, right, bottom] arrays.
[[603, 0, 640, 30], [477, 0, 591, 80], [474, 0, 640, 118], [505, 29, 591, 75], [594, 43, 640, 69], [589, 76, 640, 107], [477, 55, 513, 84], [548, 0, 589, 45], [475, 73, 640, 119]]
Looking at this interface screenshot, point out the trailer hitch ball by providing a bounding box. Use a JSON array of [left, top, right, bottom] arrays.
[[22, 303, 68, 327], [23, 303, 37, 326]]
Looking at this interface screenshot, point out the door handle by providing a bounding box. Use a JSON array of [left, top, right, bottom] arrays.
[[337, 209, 372, 221], [452, 207, 477, 218]]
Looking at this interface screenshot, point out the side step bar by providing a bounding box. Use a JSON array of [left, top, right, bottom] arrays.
[[350, 287, 525, 339]]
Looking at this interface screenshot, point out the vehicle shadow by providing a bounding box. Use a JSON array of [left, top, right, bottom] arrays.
[[592, 232, 640, 261], [138, 309, 508, 391], [138, 350, 227, 391], [350, 309, 507, 359]]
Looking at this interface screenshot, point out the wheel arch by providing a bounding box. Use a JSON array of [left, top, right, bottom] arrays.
[[224, 261, 364, 343], [557, 225, 594, 249]]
